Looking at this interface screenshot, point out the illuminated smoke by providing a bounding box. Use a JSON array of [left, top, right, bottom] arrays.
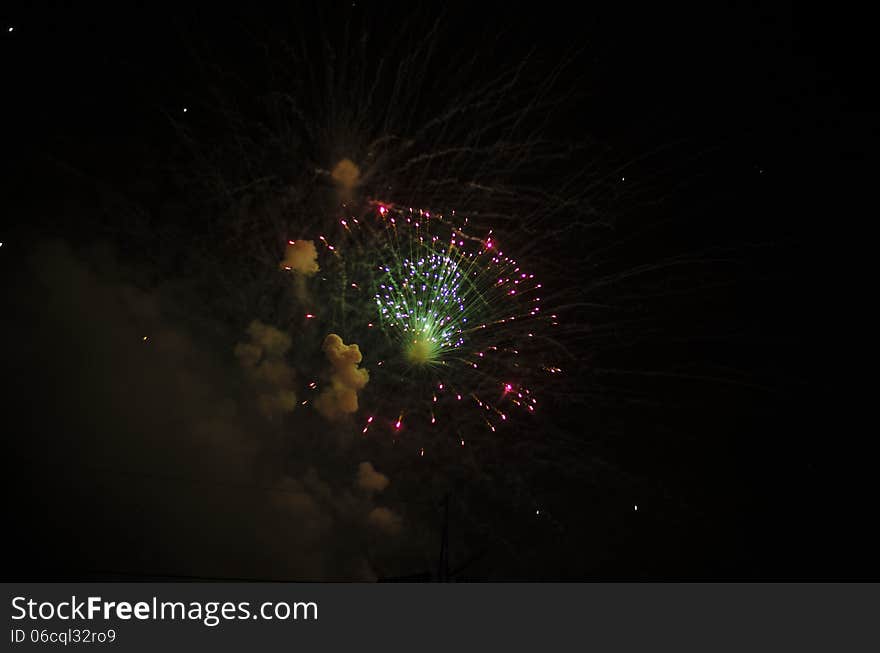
[[10, 241, 411, 579], [314, 333, 370, 421], [367, 507, 402, 535], [280, 240, 319, 276], [331, 158, 361, 198], [356, 461, 390, 494], [234, 320, 297, 417]]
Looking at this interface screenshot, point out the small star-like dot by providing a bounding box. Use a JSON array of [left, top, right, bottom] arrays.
[[633, 504, 638, 511]]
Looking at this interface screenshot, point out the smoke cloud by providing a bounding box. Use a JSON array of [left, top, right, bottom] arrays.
[[357, 461, 390, 494], [331, 158, 361, 198], [4, 240, 407, 580], [280, 240, 319, 276], [368, 507, 403, 536], [234, 320, 297, 418], [314, 333, 370, 421]]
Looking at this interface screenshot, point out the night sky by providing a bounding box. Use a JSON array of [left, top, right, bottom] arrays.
[[1, 3, 868, 580]]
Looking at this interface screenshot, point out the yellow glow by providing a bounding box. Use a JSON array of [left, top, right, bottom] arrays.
[[405, 339, 438, 366]]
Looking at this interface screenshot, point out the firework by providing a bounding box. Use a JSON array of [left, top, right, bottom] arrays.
[[288, 200, 557, 452]]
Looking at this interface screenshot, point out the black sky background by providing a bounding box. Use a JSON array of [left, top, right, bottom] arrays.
[[1, 2, 870, 579]]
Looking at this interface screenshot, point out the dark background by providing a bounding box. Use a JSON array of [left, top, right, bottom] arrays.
[[1, 2, 868, 579]]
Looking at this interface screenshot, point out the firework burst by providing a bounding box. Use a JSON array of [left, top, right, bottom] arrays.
[[291, 200, 558, 454]]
